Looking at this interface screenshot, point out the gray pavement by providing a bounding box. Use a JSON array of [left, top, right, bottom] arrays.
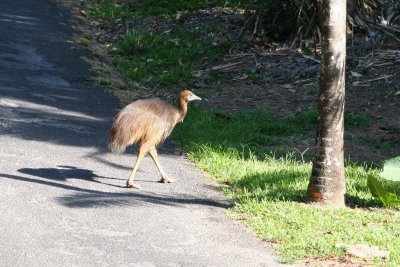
[[0, 1, 285, 266]]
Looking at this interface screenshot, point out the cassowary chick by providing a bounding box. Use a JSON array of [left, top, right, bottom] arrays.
[[109, 90, 201, 188]]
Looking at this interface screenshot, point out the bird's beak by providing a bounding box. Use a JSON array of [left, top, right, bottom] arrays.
[[188, 93, 202, 102]]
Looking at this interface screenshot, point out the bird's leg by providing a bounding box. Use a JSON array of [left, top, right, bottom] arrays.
[[126, 146, 149, 189], [149, 147, 175, 183]]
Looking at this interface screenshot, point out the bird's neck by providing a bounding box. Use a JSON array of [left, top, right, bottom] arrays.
[[178, 97, 188, 121]]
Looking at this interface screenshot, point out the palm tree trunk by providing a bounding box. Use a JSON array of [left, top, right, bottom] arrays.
[[307, 0, 347, 207]]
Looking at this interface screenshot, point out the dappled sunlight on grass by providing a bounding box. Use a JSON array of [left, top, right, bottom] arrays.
[[235, 200, 400, 263], [173, 108, 400, 265]]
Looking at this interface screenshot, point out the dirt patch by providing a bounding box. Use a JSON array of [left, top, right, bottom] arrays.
[[303, 255, 370, 267]]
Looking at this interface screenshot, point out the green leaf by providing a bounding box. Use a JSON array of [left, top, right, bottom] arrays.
[[379, 156, 400, 181], [367, 175, 400, 206]]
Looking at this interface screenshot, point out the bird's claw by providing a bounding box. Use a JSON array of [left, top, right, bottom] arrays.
[[126, 181, 141, 189], [160, 177, 176, 183]]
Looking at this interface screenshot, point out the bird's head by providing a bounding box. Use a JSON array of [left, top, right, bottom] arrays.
[[180, 90, 202, 103]]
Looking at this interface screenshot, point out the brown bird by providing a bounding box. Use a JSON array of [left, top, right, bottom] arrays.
[[109, 90, 201, 188]]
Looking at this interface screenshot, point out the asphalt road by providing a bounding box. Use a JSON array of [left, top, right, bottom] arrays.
[[0, 1, 285, 266]]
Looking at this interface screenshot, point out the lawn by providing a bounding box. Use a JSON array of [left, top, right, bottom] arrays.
[[173, 108, 400, 265]]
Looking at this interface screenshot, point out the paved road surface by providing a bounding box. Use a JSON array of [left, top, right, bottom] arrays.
[[0, 1, 285, 266]]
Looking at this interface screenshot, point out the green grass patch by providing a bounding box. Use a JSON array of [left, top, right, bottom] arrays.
[[173, 108, 400, 265], [87, 1, 236, 86], [86, 1, 132, 26], [359, 138, 399, 150], [345, 112, 374, 128], [91, 65, 113, 74], [113, 29, 231, 86], [384, 124, 400, 134], [173, 108, 317, 158], [129, 0, 239, 17], [87, 0, 240, 24], [174, 108, 373, 158], [92, 76, 111, 85]]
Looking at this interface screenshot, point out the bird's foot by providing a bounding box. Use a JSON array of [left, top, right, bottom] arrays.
[[159, 177, 176, 184], [126, 180, 141, 189]]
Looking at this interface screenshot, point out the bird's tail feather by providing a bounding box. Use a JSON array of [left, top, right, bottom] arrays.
[[108, 141, 126, 153], [108, 124, 128, 153]]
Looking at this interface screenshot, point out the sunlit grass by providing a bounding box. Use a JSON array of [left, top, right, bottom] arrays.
[[173, 108, 400, 265]]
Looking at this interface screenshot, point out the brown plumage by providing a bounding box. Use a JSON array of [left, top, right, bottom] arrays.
[[109, 90, 201, 188]]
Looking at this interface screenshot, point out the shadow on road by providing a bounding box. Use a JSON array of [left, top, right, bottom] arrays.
[[18, 165, 115, 181], [57, 192, 232, 209], [1, 171, 231, 209], [17, 166, 130, 189], [0, 0, 229, 213], [0, 2, 179, 156]]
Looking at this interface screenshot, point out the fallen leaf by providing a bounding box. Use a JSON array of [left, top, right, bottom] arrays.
[[192, 71, 202, 78], [175, 11, 182, 20], [233, 73, 248, 80], [302, 54, 320, 63], [353, 75, 393, 86], [282, 84, 294, 89], [170, 38, 180, 46], [205, 61, 243, 71], [350, 71, 363, 77]]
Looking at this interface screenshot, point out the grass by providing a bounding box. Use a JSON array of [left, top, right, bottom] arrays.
[[385, 124, 400, 133], [92, 76, 111, 85], [173, 108, 315, 160], [86, 2, 132, 27], [91, 65, 113, 74], [129, 0, 239, 17], [113, 29, 231, 86], [87, 0, 235, 86], [85, 1, 400, 265], [359, 138, 399, 150], [173, 108, 400, 265], [174, 108, 373, 158], [88, 0, 240, 18]]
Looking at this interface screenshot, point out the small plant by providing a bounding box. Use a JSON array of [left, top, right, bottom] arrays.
[[92, 76, 111, 85], [368, 156, 400, 206], [86, 1, 132, 27]]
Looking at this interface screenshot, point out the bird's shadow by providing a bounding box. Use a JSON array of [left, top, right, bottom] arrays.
[[18, 165, 168, 186], [19, 165, 98, 181], [2, 169, 231, 209], [18, 165, 126, 188]]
